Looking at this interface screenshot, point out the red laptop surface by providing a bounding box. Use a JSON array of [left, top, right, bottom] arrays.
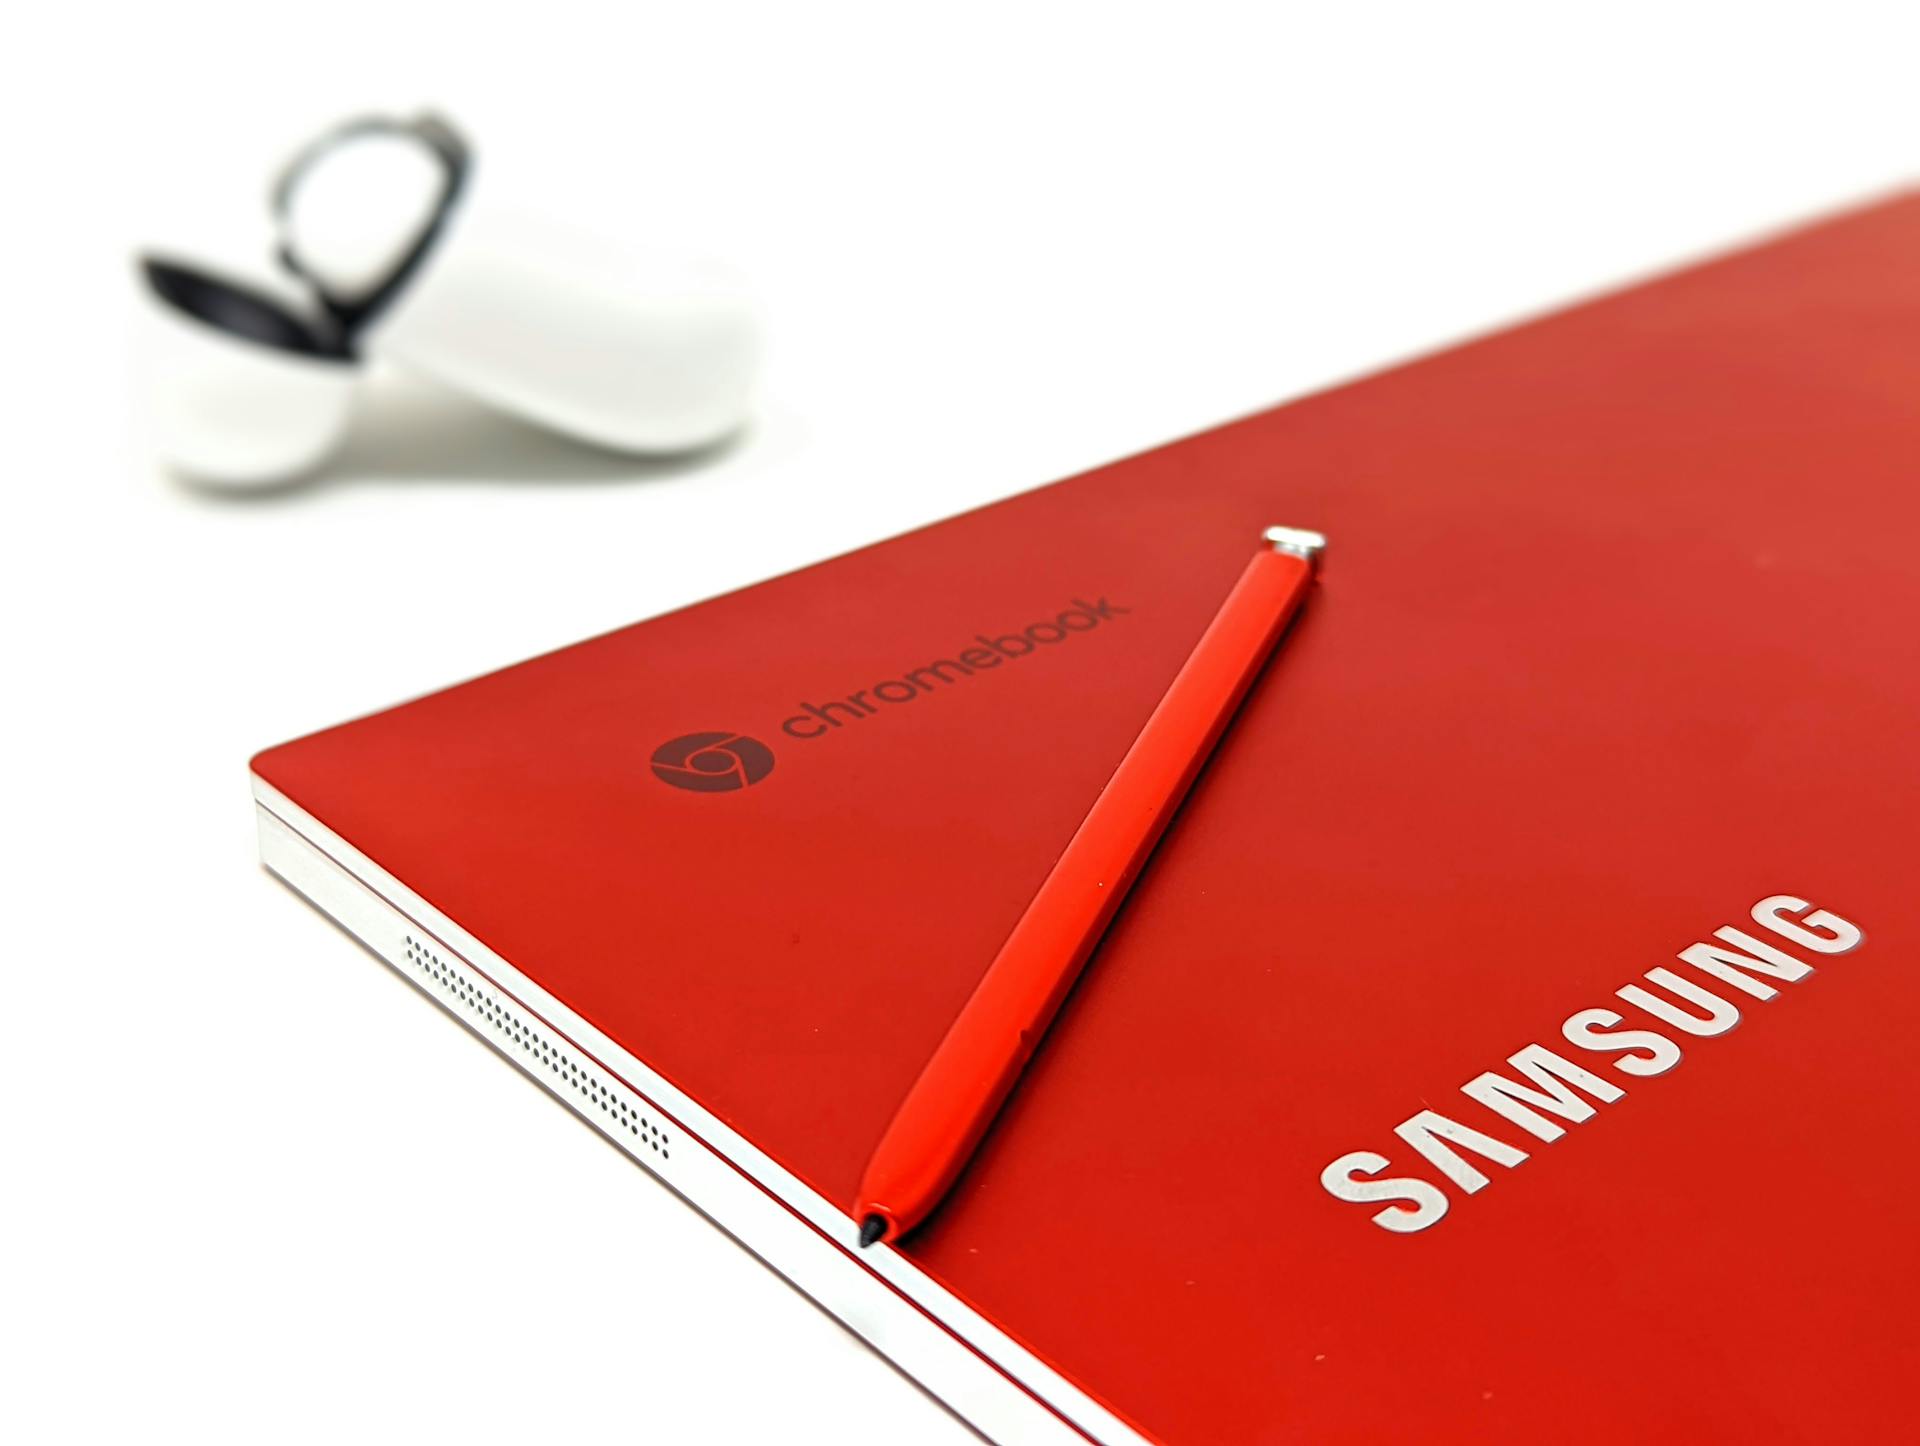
[[253, 194, 1920, 1444]]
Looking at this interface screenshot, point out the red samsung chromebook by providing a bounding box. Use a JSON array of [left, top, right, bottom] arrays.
[[253, 195, 1920, 1445]]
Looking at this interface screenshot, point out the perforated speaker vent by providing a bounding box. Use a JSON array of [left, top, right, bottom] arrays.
[[401, 933, 671, 1159]]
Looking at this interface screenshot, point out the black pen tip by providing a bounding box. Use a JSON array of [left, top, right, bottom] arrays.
[[859, 1215, 889, 1248]]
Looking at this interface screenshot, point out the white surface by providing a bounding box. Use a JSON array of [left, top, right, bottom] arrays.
[[3, 4, 1913, 1443]]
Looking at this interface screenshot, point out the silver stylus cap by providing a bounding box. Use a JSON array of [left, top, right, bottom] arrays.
[[1263, 525, 1328, 562]]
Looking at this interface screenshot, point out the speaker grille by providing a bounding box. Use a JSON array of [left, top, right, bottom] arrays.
[[401, 932, 671, 1159]]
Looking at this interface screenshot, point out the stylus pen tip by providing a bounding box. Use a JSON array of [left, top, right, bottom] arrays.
[[859, 1215, 889, 1248]]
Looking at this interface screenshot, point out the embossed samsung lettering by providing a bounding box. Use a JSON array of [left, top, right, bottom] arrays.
[[1320, 895, 1865, 1234]]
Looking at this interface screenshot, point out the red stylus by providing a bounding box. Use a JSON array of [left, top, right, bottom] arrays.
[[854, 525, 1326, 1246]]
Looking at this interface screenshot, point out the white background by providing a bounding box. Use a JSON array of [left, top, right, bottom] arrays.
[[3, 4, 1913, 1441]]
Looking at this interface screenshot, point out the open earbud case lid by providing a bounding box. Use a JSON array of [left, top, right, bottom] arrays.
[[270, 112, 471, 335]]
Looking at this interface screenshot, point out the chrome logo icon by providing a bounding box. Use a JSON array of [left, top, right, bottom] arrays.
[[650, 732, 776, 793]]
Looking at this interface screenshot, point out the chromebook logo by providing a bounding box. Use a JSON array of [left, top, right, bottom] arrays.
[[651, 596, 1130, 794], [650, 732, 776, 792]]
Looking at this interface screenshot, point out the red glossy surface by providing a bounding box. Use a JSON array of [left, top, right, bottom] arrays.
[[856, 544, 1316, 1242], [255, 195, 1920, 1444]]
